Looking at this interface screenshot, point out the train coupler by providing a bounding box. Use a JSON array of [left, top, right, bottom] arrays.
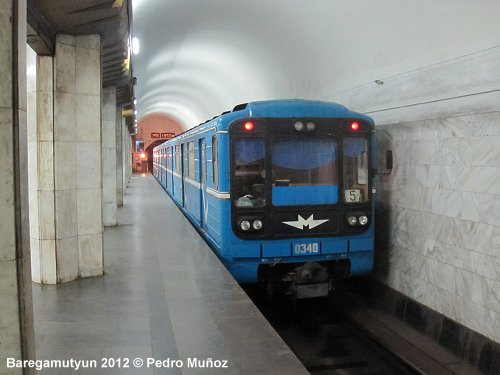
[[282, 262, 331, 299]]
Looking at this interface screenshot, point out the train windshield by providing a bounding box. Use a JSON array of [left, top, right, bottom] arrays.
[[343, 137, 369, 203], [272, 138, 338, 206], [233, 138, 266, 207]]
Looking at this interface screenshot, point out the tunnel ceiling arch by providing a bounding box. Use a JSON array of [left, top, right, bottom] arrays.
[[133, 0, 500, 130]]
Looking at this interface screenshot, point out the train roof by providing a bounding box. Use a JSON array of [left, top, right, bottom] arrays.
[[154, 99, 373, 148]]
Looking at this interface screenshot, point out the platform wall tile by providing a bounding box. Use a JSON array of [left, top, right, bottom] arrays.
[[332, 48, 500, 343]]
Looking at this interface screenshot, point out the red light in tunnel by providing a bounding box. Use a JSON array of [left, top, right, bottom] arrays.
[[351, 122, 359, 131], [244, 122, 254, 131], [140, 153, 146, 159]]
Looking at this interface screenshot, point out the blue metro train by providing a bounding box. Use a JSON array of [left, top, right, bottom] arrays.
[[153, 100, 390, 298]]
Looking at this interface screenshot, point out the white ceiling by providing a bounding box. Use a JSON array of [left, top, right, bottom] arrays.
[[132, 0, 500, 130]]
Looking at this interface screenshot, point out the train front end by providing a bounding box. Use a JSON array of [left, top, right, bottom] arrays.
[[226, 101, 374, 299]]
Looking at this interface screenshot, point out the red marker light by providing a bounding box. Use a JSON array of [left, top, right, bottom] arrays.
[[140, 153, 146, 159], [244, 122, 254, 131], [351, 122, 359, 131]]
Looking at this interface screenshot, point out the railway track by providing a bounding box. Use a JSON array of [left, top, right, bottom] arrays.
[[244, 286, 424, 375]]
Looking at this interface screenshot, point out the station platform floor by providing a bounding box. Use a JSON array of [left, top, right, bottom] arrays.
[[32, 174, 308, 375]]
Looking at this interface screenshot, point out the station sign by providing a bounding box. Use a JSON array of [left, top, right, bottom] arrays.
[[151, 132, 175, 139]]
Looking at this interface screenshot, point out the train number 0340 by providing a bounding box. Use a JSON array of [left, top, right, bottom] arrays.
[[294, 243, 319, 255]]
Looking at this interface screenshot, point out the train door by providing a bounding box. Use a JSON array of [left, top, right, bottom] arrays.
[[200, 138, 208, 230]]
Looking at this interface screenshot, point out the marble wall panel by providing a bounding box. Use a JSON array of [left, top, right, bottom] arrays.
[[423, 256, 456, 293], [76, 95, 100, 142], [39, 240, 56, 285], [76, 141, 101, 189], [75, 41, 100, 96], [463, 250, 500, 280], [54, 92, 76, 141], [475, 167, 500, 195], [55, 189, 78, 239], [333, 45, 500, 344], [371, 111, 500, 342], [37, 55, 53, 93], [102, 147, 116, 180], [56, 237, 78, 283], [27, 141, 38, 191], [38, 140, 55, 190], [471, 136, 500, 167], [467, 221, 495, 254], [28, 189, 39, 240], [102, 120, 115, 148], [78, 234, 103, 278], [54, 141, 76, 190], [415, 164, 440, 188], [30, 239, 41, 284], [77, 188, 102, 235], [54, 35, 75, 94], [37, 190, 55, 240], [36, 90, 54, 142], [27, 92, 36, 142], [425, 240, 465, 268]]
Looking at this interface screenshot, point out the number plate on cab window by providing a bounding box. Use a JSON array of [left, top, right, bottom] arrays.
[[293, 242, 320, 256]]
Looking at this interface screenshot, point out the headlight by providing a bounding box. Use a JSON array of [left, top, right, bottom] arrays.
[[359, 216, 368, 225], [306, 122, 316, 131], [240, 220, 251, 231], [347, 216, 357, 226], [294, 121, 304, 131], [252, 220, 263, 230]]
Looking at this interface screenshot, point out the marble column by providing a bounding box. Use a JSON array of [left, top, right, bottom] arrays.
[[123, 126, 131, 191], [28, 34, 103, 284], [57, 34, 103, 280], [102, 86, 117, 226], [116, 109, 124, 206], [0, 0, 36, 373], [29, 54, 57, 284]]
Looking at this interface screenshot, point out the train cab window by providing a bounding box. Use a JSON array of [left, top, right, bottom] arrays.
[[212, 136, 219, 189], [343, 138, 369, 203], [187, 142, 195, 179], [233, 138, 265, 207], [272, 138, 338, 206]]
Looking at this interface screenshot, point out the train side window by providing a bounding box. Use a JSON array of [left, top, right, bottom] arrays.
[[187, 141, 195, 179], [167, 146, 172, 171], [175, 145, 181, 174], [212, 135, 218, 190]]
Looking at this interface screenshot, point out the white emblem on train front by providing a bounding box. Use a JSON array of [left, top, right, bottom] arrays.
[[283, 215, 329, 230]]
